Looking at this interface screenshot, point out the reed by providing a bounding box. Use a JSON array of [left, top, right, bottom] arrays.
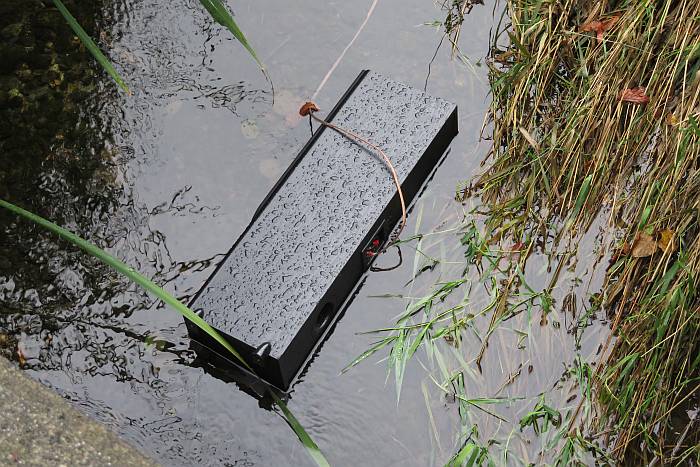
[[52, 0, 130, 93], [483, 1, 700, 462]]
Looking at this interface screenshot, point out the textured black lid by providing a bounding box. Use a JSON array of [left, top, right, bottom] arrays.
[[192, 71, 456, 359]]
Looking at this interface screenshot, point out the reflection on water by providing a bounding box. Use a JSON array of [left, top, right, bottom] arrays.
[[0, 0, 610, 465], [1, 0, 127, 361]]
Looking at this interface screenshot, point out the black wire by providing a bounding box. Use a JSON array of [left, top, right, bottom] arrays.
[[370, 245, 403, 272]]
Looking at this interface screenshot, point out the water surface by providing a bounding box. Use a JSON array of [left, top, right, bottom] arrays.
[[0, 1, 609, 465]]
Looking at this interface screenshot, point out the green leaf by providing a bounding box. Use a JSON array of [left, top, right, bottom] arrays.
[[52, 0, 130, 93], [198, 0, 263, 70], [448, 442, 480, 466], [270, 392, 331, 467], [564, 173, 593, 230], [638, 205, 653, 229], [341, 336, 397, 373], [0, 198, 329, 467], [571, 174, 592, 219]]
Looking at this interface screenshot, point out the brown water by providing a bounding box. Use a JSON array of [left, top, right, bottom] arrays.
[[0, 1, 611, 465]]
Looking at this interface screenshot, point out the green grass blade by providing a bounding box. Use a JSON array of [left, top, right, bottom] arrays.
[[571, 174, 593, 219], [0, 198, 330, 467], [270, 391, 331, 467], [341, 336, 398, 373], [565, 174, 593, 229], [52, 0, 130, 93], [448, 442, 480, 466], [198, 0, 263, 69]]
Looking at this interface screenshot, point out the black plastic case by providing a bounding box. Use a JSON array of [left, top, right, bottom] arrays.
[[188, 70, 458, 389]]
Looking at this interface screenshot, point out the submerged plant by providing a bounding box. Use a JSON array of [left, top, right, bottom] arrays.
[[0, 199, 328, 467]]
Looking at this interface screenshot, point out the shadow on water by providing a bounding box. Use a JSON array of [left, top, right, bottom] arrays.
[[0, 0, 612, 465]]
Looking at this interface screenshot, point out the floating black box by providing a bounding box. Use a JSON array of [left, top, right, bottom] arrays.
[[189, 70, 457, 388]]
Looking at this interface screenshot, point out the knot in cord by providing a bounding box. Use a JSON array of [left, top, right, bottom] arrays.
[[299, 101, 320, 117]]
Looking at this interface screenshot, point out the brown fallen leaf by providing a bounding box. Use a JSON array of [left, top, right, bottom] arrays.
[[631, 232, 657, 258], [602, 16, 621, 31], [621, 242, 631, 256], [620, 87, 650, 105], [580, 15, 620, 42], [658, 229, 676, 253], [510, 241, 526, 252], [494, 50, 515, 64], [611, 242, 630, 262]]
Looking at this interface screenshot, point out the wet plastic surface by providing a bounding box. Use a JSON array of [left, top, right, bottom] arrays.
[[190, 70, 457, 388]]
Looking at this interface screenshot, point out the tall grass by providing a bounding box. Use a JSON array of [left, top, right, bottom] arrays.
[[0, 199, 328, 467], [353, 0, 700, 463], [483, 1, 700, 462]]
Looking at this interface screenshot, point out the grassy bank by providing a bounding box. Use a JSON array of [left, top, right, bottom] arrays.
[[485, 0, 699, 462], [356, 0, 699, 463]]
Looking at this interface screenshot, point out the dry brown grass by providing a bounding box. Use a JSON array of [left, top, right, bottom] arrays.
[[481, 0, 700, 462]]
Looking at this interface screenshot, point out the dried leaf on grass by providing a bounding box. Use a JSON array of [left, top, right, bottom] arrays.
[[631, 232, 657, 257], [619, 87, 650, 105], [580, 15, 620, 42], [494, 50, 515, 64], [510, 241, 526, 252], [658, 229, 676, 253], [611, 242, 631, 262]]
